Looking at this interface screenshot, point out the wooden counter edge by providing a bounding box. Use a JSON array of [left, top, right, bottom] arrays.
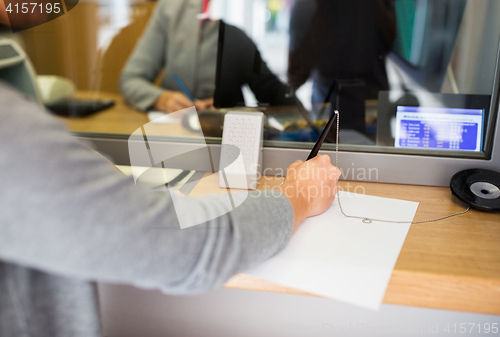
[[224, 270, 500, 315]]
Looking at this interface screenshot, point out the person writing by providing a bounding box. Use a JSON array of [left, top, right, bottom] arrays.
[[0, 4, 340, 337]]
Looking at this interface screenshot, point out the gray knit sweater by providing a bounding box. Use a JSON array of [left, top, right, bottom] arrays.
[[0, 83, 294, 337]]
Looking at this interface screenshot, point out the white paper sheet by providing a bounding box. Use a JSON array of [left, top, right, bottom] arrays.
[[247, 191, 419, 310]]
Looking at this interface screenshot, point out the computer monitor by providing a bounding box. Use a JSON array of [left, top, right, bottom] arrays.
[[213, 20, 294, 109], [394, 106, 484, 152]]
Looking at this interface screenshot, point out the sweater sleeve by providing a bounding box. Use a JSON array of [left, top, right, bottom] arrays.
[[0, 83, 294, 294], [119, 0, 167, 111]]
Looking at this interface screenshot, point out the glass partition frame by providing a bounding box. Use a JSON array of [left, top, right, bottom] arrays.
[[76, 38, 500, 187]]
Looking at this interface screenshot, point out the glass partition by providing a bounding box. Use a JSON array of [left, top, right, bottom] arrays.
[[3, 0, 499, 160]]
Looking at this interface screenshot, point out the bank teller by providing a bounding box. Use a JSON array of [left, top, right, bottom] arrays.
[[120, 0, 293, 113]]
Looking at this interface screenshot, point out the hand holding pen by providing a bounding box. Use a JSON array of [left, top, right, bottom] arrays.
[[153, 74, 214, 113], [278, 110, 340, 189]]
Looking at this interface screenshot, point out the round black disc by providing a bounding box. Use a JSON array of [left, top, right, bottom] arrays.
[[450, 169, 500, 212]]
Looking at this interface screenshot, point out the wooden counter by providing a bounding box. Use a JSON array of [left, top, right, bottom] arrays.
[[57, 91, 200, 138]]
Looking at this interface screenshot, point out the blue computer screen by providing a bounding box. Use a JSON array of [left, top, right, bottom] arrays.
[[394, 106, 484, 151]]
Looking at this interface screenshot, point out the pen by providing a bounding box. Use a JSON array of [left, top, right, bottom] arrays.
[[306, 110, 339, 161], [172, 73, 196, 102]]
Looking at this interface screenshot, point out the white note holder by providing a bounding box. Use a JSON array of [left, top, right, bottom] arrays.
[[219, 111, 264, 190]]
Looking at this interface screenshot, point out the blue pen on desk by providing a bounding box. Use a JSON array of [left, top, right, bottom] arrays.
[[172, 74, 196, 102]]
